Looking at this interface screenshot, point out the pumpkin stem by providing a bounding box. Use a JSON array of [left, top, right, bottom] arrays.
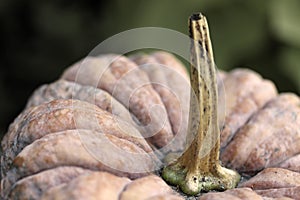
[[162, 13, 240, 195]]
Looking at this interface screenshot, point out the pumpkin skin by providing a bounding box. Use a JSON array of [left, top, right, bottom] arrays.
[[1, 52, 300, 200]]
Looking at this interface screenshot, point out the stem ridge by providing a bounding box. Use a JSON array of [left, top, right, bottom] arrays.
[[162, 13, 240, 195]]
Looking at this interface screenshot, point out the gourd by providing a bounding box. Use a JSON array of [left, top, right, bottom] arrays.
[[1, 13, 300, 200]]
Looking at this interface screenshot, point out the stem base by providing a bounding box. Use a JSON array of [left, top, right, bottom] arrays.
[[162, 162, 240, 195]]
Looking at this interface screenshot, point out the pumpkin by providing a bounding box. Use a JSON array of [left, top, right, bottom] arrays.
[[1, 13, 300, 200]]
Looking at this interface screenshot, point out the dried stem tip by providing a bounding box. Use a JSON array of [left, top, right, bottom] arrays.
[[162, 13, 240, 195]]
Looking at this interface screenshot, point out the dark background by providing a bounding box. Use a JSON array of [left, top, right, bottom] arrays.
[[1, 0, 300, 138]]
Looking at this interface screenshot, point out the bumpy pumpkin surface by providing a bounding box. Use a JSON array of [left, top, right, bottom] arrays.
[[1, 52, 300, 200]]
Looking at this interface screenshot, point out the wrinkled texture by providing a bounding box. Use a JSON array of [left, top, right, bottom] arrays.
[[219, 69, 277, 147], [61, 54, 174, 148], [26, 79, 138, 130], [222, 93, 300, 174], [119, 175, 176, 200], [40, 172, 182, 200], [241, 168, 300, 199], [199, 188, 263, 200], [1, 99, 152, 179], [1, 52, 300, 199], [8, 167, 93, 200], [2, 129, 156, 198], [41, 172, 131, 200], [278, 154, 300, 173], [130, 52, 190, 151], [241, 168, 300, 190]]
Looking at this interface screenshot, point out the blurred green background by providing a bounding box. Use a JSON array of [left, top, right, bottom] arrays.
[[1, 0, 300, 138]]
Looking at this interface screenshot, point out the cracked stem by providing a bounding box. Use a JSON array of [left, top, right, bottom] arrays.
[[162, 13, 240, 195]]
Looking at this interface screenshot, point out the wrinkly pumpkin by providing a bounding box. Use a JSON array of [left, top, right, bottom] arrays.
[[1, 51, 300, 200]]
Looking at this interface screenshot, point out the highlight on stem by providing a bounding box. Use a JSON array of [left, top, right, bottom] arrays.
[[162, 13, 240, 195]]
